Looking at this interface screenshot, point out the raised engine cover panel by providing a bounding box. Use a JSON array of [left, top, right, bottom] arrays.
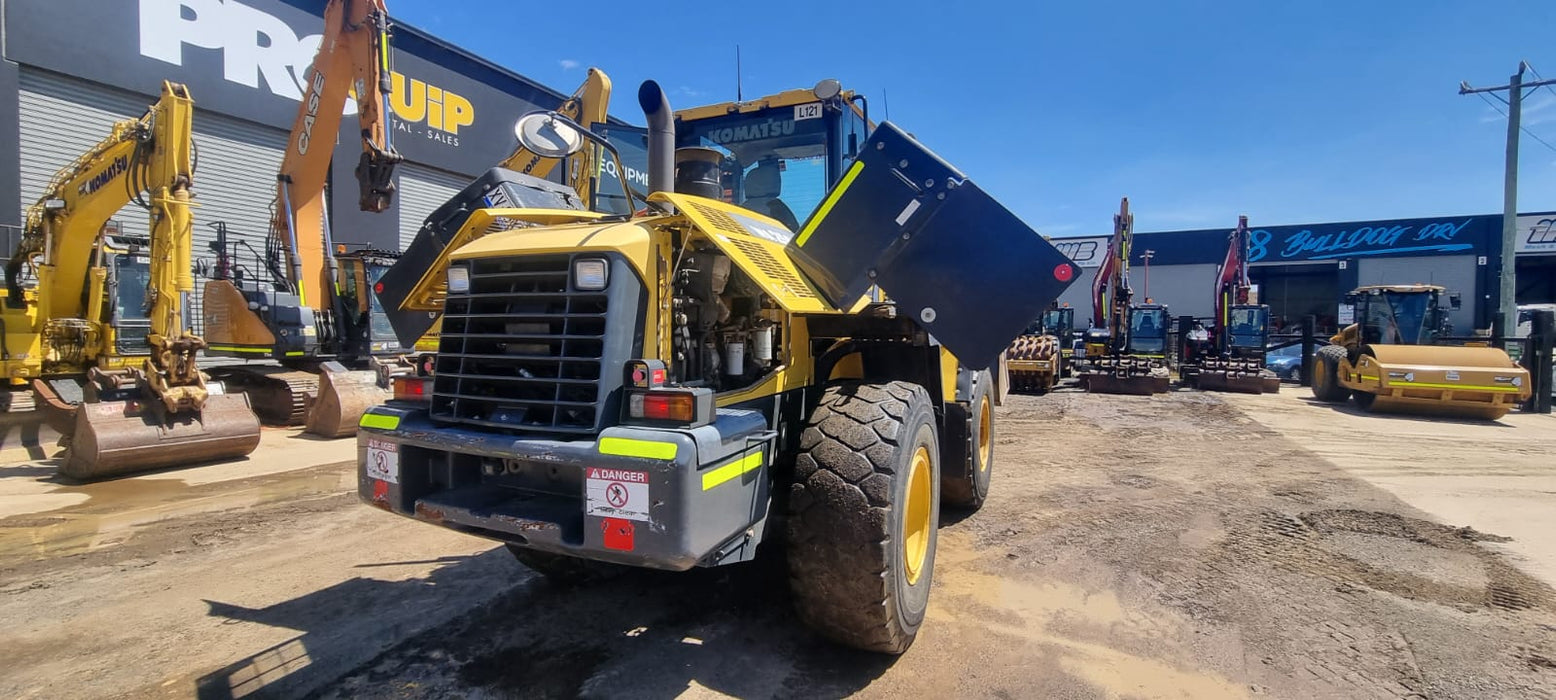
[[785, 122, 1081, 369]]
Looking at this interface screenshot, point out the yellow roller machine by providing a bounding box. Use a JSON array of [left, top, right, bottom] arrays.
[[1, 81, 261, 478], [1312, 284, 1531, 420]]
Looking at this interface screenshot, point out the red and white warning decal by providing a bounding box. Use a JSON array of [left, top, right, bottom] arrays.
[[586, 467, 650, 522]]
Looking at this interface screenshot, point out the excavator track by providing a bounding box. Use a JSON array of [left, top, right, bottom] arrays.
[[209, 367, 319, 426]]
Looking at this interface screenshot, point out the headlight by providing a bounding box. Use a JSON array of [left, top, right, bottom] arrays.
[[447, 266, 469, 293], [574, 258, 608, 290]]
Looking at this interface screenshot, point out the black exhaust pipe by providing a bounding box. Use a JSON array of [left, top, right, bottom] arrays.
[[638, 80, 674, 206]]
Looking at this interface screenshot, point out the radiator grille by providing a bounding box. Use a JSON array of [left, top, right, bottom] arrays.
[[431, 254, 610, 433]]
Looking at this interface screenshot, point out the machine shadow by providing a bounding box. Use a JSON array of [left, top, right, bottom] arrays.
[[197, 545, 894, 699], [1294, 396, 1520, 427]]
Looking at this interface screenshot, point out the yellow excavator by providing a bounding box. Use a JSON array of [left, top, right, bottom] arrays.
[[1312, 284, 1531, 420], [373, 67, 615, 353], [200, 0, 405, 437], [1, 81, 261, 479]]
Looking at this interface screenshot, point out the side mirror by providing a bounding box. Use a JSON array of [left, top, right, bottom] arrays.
[[1448, 292, 1462, 309], [513, 112, 584, 159]]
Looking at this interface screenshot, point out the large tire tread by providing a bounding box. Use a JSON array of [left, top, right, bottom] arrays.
[[1312, 344, 1353, 403], [788, 381, 938, 654]]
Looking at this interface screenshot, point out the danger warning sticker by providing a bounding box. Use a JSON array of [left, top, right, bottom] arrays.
[[586, 467, 650, 522]]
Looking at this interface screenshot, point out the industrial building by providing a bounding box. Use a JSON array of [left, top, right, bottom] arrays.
[[1052, 210, 1556, 336], [1, 0, 587, 334]]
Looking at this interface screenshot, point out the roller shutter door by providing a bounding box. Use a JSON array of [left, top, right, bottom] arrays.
[[396, 164, 470, 250], [18, 68, 286, 335]]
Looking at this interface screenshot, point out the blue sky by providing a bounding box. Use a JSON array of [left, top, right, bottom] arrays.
[[392, 0, 1556, 237]]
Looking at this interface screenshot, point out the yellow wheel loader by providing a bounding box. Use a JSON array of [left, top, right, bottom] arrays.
[[356, 79, 1080, 654], [2, 82, 260, 479], [1312, 284, 1531, 420]]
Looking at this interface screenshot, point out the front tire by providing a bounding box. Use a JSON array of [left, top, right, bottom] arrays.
[[1311, 345, 1352, 403], [942, 369, 994, 510], [787, 381, 940, 654]]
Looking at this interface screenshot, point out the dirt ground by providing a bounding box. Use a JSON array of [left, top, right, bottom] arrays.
[[1, 388, 1554, 699]]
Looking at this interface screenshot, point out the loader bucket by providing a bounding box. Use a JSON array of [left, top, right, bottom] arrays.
[[61, 393, 262, 481], [1349, 344, 1531, 420], [303, 368, 389, 439]]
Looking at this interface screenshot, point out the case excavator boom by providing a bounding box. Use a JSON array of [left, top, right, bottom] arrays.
[[200, 0, 405, 437]]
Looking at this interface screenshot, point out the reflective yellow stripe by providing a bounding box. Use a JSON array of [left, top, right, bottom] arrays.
[[598, 437, 678, 460], [1360, 374, 1379, 381], [1387, 380, 1523, 392], [359, 413, 400, 430], [208, 345, 270, 354], [794, 160, 865, 247], [701, 450, 765, 491], [285, 351, 304, 357]]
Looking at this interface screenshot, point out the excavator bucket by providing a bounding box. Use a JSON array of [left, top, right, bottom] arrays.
[[62, 393, 261, 481], [303, 365, 390, 438], [1347, 344, 1531, 420]]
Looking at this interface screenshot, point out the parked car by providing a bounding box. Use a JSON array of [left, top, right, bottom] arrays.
[[1265, 341, 1328, 381]]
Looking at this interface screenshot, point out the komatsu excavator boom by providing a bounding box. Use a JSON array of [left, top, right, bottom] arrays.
[[1, 81, 260, 479]]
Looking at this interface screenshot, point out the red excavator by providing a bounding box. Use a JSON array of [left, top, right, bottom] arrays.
[[1077, 197, 1170, 394], [1179, 215, 1280, 393]]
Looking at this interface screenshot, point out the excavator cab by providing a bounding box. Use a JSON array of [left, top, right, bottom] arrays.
[[1126, 305, 1169, 355], [334, 247, 404, 356], [1226, 304, 1270, 352], [104, 238, 153, 356]]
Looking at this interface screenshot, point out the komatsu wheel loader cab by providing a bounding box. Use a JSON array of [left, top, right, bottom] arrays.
[[1312, 284, 1531, 420], [357, 79, 1081, 654]]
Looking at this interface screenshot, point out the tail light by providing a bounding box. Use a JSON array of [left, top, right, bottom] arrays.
[[623, 388, 713, 427], [392, 376, 431, 402]]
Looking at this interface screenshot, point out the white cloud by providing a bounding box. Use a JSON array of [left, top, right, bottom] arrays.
[[675, 85, 706, 98], [559, 59, 580, 71]]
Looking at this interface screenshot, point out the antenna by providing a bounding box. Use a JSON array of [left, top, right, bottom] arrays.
[[736, 45, 743, 102], [882, 88, 890, 121]]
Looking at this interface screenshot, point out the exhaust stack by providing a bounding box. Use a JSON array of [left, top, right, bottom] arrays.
[[638, 81, 674, 203]]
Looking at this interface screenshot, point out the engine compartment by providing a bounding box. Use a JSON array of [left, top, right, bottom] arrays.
[[669, 244, 783, 393]]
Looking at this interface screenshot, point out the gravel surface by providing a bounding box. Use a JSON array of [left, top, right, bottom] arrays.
[[2, 389, 1554, 698]]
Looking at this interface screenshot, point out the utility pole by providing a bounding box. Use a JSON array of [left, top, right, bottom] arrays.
[[1140, 249, 1155, 301], [1460, 62, 1556, 335]]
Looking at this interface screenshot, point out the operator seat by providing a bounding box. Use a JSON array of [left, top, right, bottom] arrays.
[[740, 160, 799, 231]]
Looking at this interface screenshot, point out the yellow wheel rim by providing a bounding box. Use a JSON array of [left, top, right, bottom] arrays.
[[903, 445, 933, 586], [977, 397, 992, 473]]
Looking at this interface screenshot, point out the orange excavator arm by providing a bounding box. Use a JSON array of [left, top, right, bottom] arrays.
[[273, 0, 401, 311]]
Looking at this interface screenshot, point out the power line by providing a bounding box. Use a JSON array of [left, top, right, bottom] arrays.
[[1475, 91, 1556, 154]]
